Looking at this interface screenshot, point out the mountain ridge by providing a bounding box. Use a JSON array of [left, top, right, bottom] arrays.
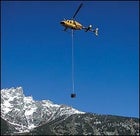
[[1, 113, 139, 135], [1, 87, 139, 135]]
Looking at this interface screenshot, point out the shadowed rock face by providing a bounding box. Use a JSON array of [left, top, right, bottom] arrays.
[[1, 117, 18, 135], [25, 113, 139, 135]]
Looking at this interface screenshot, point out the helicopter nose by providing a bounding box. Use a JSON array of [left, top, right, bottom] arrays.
[[60, 21, 65, 25]]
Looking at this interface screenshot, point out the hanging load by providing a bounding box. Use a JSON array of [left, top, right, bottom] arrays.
[[71, 93, 76, 98]]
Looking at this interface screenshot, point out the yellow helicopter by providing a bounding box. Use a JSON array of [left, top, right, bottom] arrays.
[[60, 3, 98, 36]]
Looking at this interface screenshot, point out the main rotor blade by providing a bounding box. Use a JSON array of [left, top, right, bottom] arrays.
[[72, 3, 83, 19]]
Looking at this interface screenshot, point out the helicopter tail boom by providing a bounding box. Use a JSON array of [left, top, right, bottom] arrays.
[[84, 25, 92, 32], [83, 25, 98, 36]]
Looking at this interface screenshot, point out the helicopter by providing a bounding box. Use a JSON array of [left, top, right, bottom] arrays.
[[60, 3, 98, 36]]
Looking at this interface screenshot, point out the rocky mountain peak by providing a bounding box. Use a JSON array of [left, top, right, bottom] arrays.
[[1, 87, 84, 133]]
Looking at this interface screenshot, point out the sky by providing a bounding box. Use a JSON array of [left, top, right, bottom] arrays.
[[1, 1, 139, 118]]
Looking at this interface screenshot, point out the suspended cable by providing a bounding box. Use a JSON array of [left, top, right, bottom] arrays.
[[70, 29, 76, 98], [71, 29, 75, 94]]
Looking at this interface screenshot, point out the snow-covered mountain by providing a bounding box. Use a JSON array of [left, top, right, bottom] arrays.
[[1, 87, 84, 133], [1, 87, 139, 135]]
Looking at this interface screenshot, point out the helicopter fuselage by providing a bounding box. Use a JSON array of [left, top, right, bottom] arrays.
[[60, 19, 83, 30]]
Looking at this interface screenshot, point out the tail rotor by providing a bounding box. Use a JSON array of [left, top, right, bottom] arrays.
[[94, 28, 98, 36]]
